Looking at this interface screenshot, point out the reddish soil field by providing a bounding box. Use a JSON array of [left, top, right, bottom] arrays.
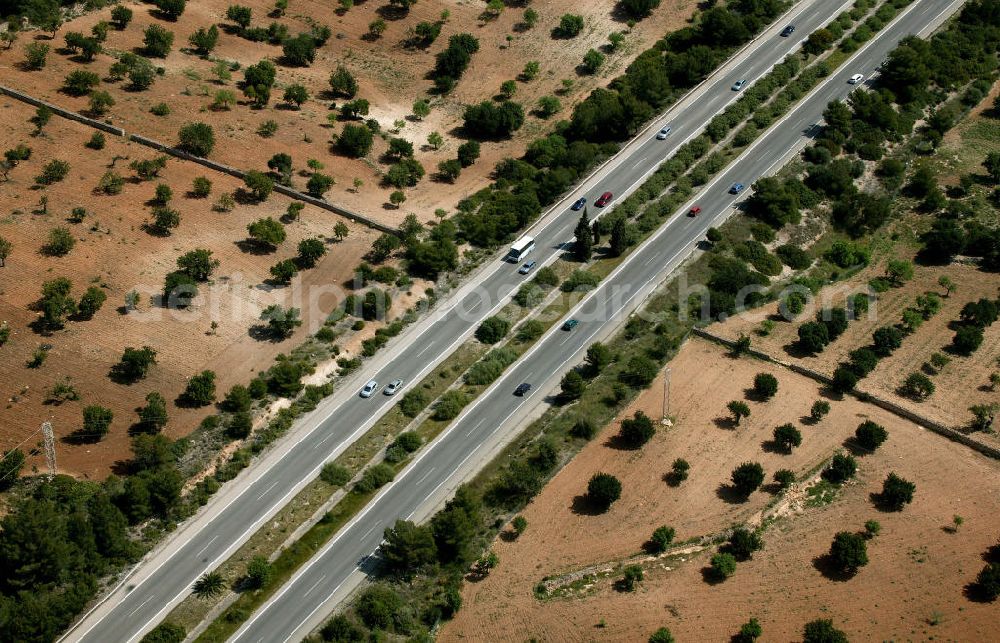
[[0, 96, 378, 478], [441, 337, 1000, 642], [0, 0, 695, 226], [711, 259, 1000, 440]]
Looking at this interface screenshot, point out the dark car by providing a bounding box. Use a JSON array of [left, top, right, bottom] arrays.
[[729, 183, 744, 195], [570, 197, 587, 211], [780, 25, 795, 37], [562, 319, 579, 331], [595, 191, 613, 207], [514, 383, 532, 396]]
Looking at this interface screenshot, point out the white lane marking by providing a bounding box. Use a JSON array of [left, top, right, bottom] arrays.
[[631, 156, 648, 169], [644, 255, 656, 266], [256, 480, 280, 500], [466, 418, 486, 437], [127, 596, 155, 618], [558, 334, 573, 346], [194, 536, 218, 559], [302, 575, 327, 599], [415, 467, 437, 485], [415, 342, 435, 358], [360, 524, 378, 540]]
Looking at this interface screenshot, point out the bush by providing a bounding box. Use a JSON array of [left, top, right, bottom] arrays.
[[43, 227, 75, 256], [178, 122, 215, 157], [182, 370, 216, 406], [63, 69, 100, 96], [618, 411, 655, 448], [555, 13, 584, 38], [829, 531, 868, 573], [282, 33, 316, 66], [355, 463, 395, 493], [774, 469, 795, 490], [433, 390, 469, 420], [726, 527, 763, 561], [337, 124, 373, 157], [776, 244, 812, 269], [191, 176, 212, 197], [354, 584, 402, 630], [475, 316, 511, 344], [709, 552, 737, 580], [463, 101, 525, 138], [952, 325, 984, 355], [648, 525, 675, 553], [571, 417, 597, 440], [143, 24, 174, 57], [730, 462, 764, 496], [877, 472, 915, 510], [803, 619, 849, 643], [822, 453, 857, 483], [587, 472, 621, 511], [320, 463, 351, 487], [560, 269, 600, 292], [36, 159, 71, 185], [901, 372, 934, 400], [753, 373, 778, 399]]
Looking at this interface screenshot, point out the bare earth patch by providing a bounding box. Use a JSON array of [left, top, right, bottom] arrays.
[[441, 337, 999, 642]]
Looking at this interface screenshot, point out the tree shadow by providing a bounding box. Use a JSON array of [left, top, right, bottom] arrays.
[[963, 582, 998, 603], [376, 4, 410, 20], [760, 439, 787, 455], [841, 437, 870, 457], [62, 428, 102, 445], [570, 494, 606, 516], [234, 239, 277, 255], [782, 341, 815, 359], [700, 566, 727, 585], [812, 553, 858, 581], [715, 483, 749, 505], [662, 471, 684, 488], [601, 432, 641, 451], [868, 492, 904, 513], [713, 416, 737, 430]]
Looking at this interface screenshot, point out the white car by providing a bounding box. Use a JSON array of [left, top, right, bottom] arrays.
[[384, 379, 403, 396], [848, 73, 864, 84], [655, 126, 672, 140], [360, 380, 378, 398]]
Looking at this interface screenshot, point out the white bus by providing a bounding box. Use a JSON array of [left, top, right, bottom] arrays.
[[506, 236, 535, 263]]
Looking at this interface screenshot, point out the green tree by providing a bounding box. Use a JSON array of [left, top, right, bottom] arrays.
[[381, 519, 437, 576], [648, 525, 675, 553], [337, 124, 373, 157], [0, 449, 25, 491], [177, 249, 218, 281], [829, 531, 868, 574], [854, 420, 888, 451], [475, 316, 510, 344], [727, 400, 751, 425], [260, 304, 301, 337], [83, 405, 114, 440], [23, 42, 50, 70], [111, 5, 133, 29], [77, 286, 106, 318], [560, 370, 586, 400], [803, 619, 849, 643], [245, 556, 272, 589], [63, 69, 100, 96], [43, 227, 75, 256], [585, 342, 612, 374], [143, 24, 174, 57], [192, 571, 225, 598], [822, 453, 857, 483], [619, 411, 655, 448], [329, 65, 358, 98], [247, 217, 286, 250], [537, 95, 561, 118], [753, 372, 778, 399], [178, 122, 215, 157], [188, 24, 219, 55], [587, 472, 621, 511], [556, 13, 584, 37], [730, 462, 764, 496], [582, 49, 605, 74], [878, 472, 915, 510], [772, 423, 802, 453], [734, 618, 763, 643], [574, 211, 593, 261], [726, 527, 763, 561], [709, 552, 737, 580], [182, 370, 216, 406], [136, 391, 168, 434], [620, 564, 643, 591], [155, 0, 186, 19]]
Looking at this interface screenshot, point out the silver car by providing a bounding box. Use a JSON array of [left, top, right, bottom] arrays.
[[731, 79, 747, 91], [656, 126, 672, 140], [384, 379, 403, 395], [360, 380, 378, 398]]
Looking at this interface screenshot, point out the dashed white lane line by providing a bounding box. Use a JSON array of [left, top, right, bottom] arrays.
[[194, 536, 218, 559], [256, 480, 280, 500], [302, 574, 327, 598]]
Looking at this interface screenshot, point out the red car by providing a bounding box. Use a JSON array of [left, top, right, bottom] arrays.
[[595, 191, 613, 207], [688, 205, 702, 217]]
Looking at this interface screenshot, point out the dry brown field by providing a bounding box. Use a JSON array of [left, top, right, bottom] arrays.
[[441, 337, 1000, 642], [0, 96, 378, 478], [712, 259, 1000, 440], [0, 0, 695, 226]]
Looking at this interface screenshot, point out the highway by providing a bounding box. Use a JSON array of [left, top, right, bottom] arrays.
[[60, 2, 883, 641], [227, 0, 968, 640]]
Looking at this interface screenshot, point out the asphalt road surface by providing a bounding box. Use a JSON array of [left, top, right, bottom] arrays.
[[228, 0, 968, 641], [61, 1, 915, 641]]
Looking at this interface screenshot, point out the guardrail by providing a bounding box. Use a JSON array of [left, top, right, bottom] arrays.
[[0, 84, 399, 235], [691, 327, 1000, 461]]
